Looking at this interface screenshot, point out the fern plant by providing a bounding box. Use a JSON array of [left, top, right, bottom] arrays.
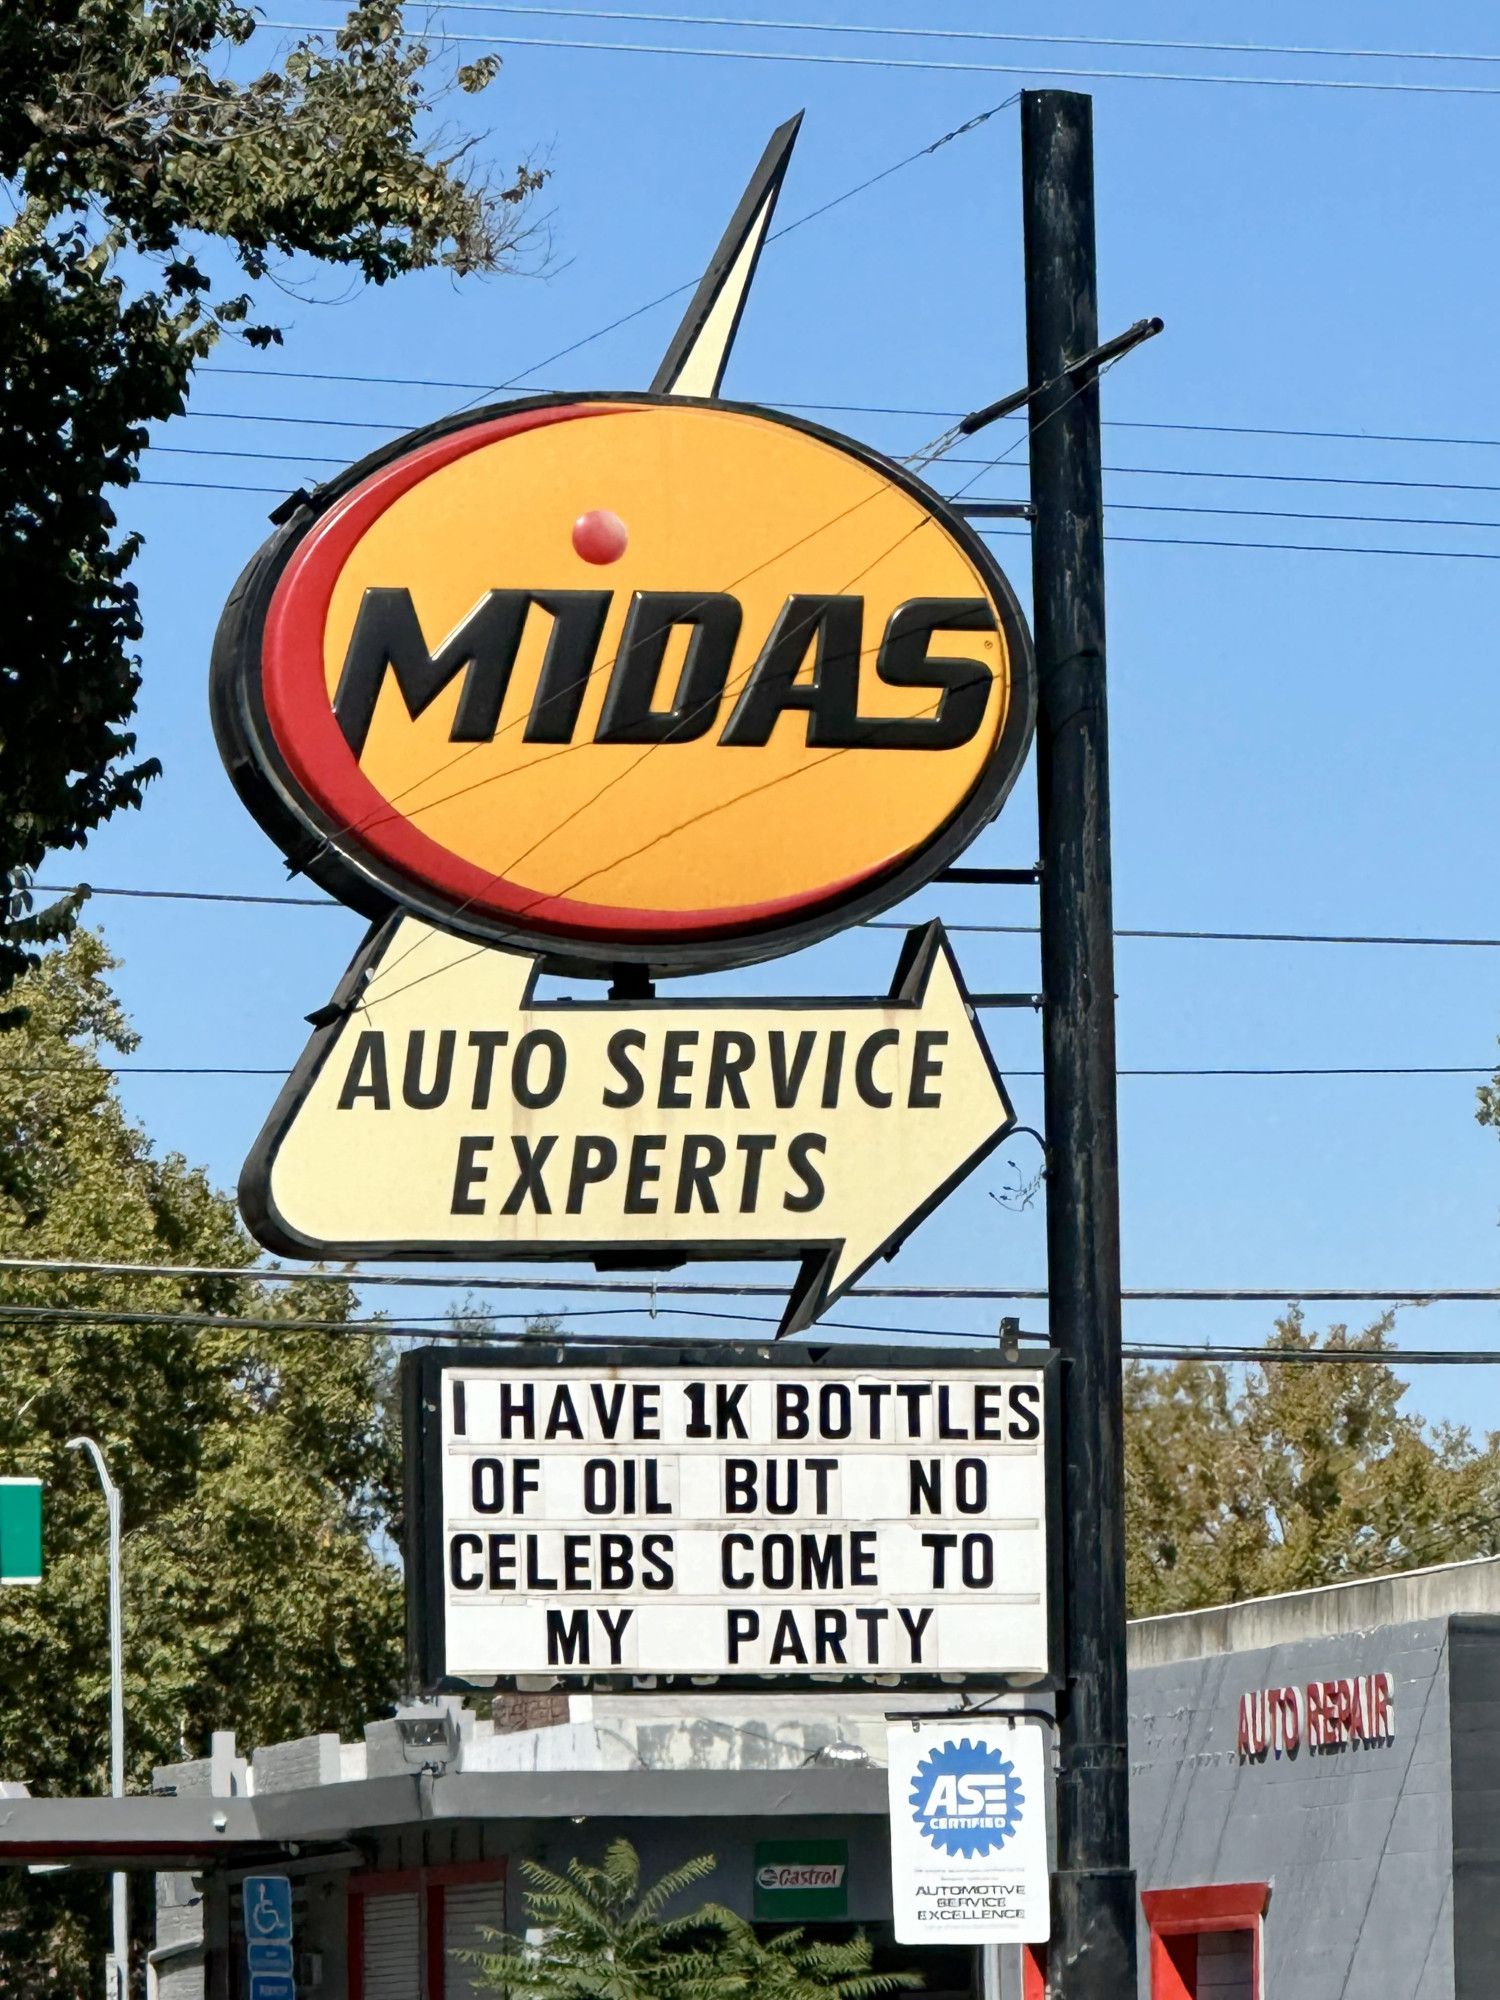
[[463, 1839, 921, 2000]]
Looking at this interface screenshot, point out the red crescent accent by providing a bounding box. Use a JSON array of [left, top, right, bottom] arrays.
[[260, 401, 900, 942]]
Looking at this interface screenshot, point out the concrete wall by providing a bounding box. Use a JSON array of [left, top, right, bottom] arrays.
[[1130, 1612, 1454, 1998]]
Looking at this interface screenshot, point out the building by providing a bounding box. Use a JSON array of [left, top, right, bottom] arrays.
[[3, 1557, 1499, 1998]]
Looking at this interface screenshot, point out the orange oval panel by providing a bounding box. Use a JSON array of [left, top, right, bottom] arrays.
[[213, 394, 1035, 974]]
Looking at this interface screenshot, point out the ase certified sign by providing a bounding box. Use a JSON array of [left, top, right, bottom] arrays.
[[886, 1721, 1050, 1944], [213, 394, 1034, 975], [405, 1345, 1057, 1690]]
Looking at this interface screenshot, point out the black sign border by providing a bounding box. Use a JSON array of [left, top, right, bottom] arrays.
[[211, 389, 1037, 981], [402, 1339, 1062, 1696]]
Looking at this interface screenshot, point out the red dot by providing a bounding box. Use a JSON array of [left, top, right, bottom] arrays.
[[572, 509, 629, 564]]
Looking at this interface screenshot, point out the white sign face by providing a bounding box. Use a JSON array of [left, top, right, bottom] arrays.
[[886, 1721, 1050, 1944], [430, 1359, 1051, 1681], [245, 917, 1014, 1336]]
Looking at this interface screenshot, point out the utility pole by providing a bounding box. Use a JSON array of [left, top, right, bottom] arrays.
[[68, 1436, 129, 2000], [1021, 90, 1138, 1995]]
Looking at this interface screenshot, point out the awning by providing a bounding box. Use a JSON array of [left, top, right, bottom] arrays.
[[0, 1765, 887, 1872]]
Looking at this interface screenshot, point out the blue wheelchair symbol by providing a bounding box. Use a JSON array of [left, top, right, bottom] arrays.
[[244, 1876, 293, 1942]]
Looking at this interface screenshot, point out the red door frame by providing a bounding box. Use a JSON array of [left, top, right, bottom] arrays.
[[347, 1860, 505, 2000], [1141, 1884, 1269, 2000]]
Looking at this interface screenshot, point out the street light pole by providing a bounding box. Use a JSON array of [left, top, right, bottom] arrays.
[[67, 1436, 129, 2000]]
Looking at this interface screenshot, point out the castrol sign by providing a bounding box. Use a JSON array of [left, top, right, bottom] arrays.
[[212, 392, 1034, 974]]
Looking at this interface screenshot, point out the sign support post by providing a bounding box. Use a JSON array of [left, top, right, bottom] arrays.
[[1021, 90, 1138, 1993]]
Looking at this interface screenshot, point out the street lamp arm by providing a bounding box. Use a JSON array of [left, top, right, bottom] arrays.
[[65, 1435, 119, 1505]]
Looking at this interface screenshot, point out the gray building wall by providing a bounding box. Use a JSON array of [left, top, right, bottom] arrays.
[[1130, 1610, 1455, 1998]]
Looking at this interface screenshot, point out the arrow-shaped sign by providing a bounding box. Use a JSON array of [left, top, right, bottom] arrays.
[[241, 918, 1015, 1336]]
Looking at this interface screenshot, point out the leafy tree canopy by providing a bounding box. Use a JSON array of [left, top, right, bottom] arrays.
[[0, 930, 403, 1993], [466, 1839, 921, 2000], [0, 0, 540, 992], [1126, 1310, 1500, 1617]]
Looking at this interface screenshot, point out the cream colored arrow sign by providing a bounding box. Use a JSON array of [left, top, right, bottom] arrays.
[[241, 917, 1014, 1336]]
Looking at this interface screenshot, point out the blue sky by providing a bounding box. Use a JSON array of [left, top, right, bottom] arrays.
[[69, 2, 1500, 1425]]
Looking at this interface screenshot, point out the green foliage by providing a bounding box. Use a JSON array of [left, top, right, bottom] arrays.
[[0, 931, 403, 1994], [1477, 1062, 1500, 1138], [1125, 1310, 1500, 1616], [465, 1840, 920, 2000], [0, 1, 543, 992]]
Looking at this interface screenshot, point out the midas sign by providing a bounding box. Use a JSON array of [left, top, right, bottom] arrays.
[[213, 393, 1035, 973]]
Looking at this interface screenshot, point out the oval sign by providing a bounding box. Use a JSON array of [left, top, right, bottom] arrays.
[[213, 393, 1035, 974]]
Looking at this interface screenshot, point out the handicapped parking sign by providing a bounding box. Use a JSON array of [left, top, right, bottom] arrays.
[[244, 1876, 294, 1997], [244, 1876, 293, 1942]]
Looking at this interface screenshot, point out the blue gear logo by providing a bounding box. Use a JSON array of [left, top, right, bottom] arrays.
[[908, 1738, 1026, 1859]]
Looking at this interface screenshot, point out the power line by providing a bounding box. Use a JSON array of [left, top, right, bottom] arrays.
[[196, 91, 1014, 419], [136, 435, 1500, 533], [1120, 1345, 1500, 1366], [33, 881, 1500, 951], [129, 462, 1500, 557], [152, 443, 347, 468], [140, 477, 285, 496], [137, 426, 1500, 529], [419, 8, 1500, 70], [3, 1297, 1499, 1363], [168, 423, 1500, 497], [2, 1256, 1496, 1306], [37, 882, 332, 909], [445, 101, 1021, 407], [957, 462, 1500, 496], [967, 496, 1500, 532], [258, 17, 1500, 95], [979, 523, 1500, 563], [173, 398, 1500, 454], [4, 1060, 1494, 1080]]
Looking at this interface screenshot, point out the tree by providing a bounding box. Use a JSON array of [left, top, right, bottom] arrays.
[[1125, 1310, 1500, 1617], [466, 1839, 920, 2000], [0, 930, 404, 1995], [0, 1, 542, 993]]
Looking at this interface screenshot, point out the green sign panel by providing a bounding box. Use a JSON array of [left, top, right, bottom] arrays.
[[754, 1840, 849, 1920], [0, 1479, 42, 1585]]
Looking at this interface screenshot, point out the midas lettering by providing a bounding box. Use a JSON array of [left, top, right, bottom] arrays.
[[333, 587, 996, 758]]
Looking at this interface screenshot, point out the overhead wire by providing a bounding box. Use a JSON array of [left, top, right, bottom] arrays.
[[8, 1254, 1500, 1306], [416, 8, 1500, 70], [2, 1061, 1493, 1081], [977, 524, 1500, 563], [133, 472, 1500, 558], [30, 882, 1500, 951], [133, 443, 1500, 538], [2, 1296, 1499, 1363], [441, 93, 1017, 407], [169, 399, 1500, 455], [155, 428, 1500, 498], [256, 18, 1500, 96], [2, 1254, 1498, 1306]]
